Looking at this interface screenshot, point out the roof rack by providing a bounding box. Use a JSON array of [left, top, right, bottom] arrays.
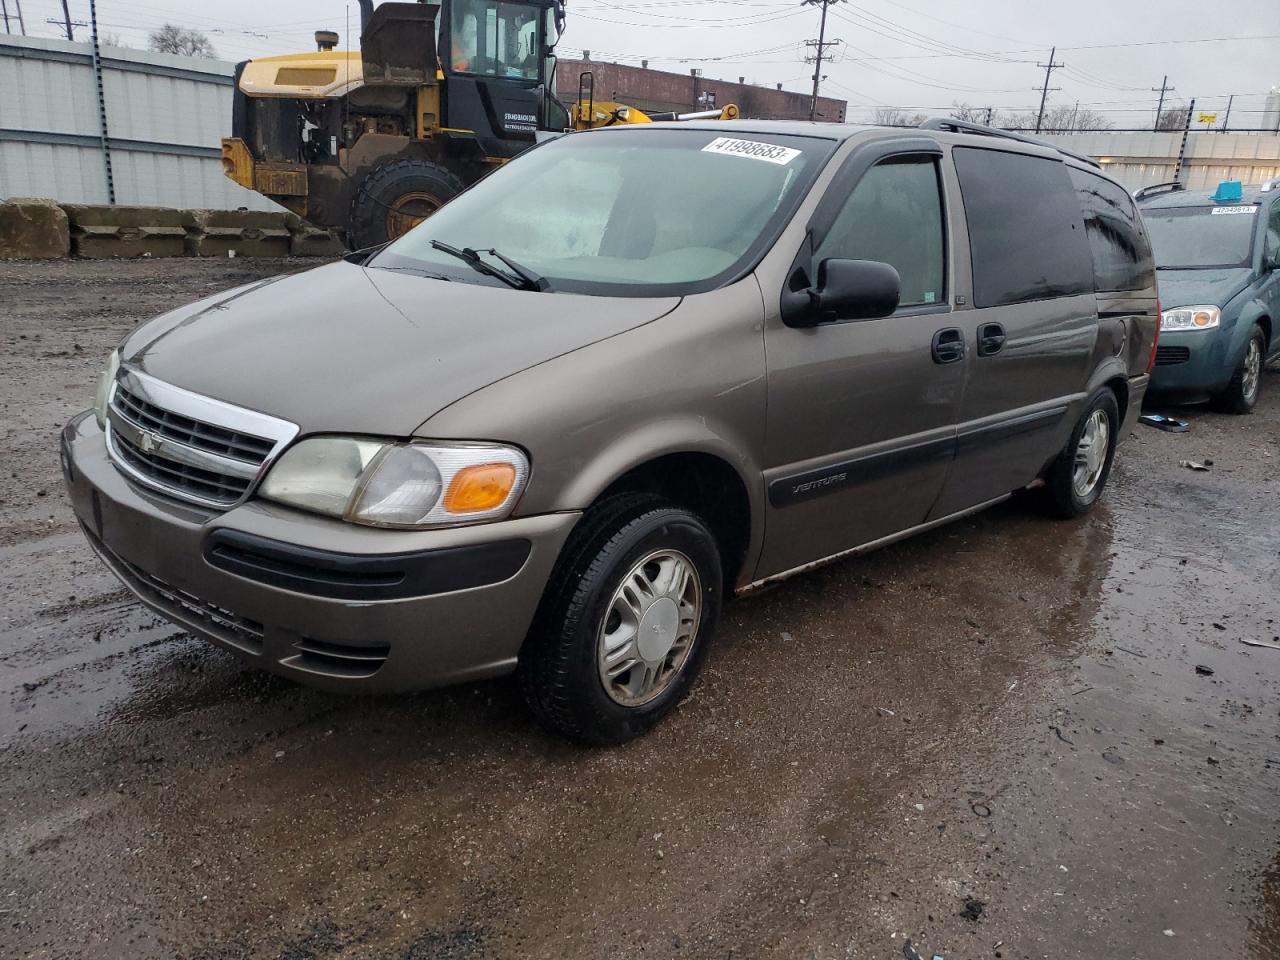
[[1133, 181, 1186, 202], [917, 117, 1101, 169]]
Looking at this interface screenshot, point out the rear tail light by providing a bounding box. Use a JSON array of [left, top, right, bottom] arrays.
[[1146, 298, 1161, 374]]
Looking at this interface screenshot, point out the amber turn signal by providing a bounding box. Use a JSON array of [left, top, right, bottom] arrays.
[[443, 463, 519, 513]]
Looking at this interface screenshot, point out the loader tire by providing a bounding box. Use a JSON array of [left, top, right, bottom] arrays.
[[347, 158, 466, 250]]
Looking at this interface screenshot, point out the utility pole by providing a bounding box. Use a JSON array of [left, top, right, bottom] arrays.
[[1172, 98, 1195, 183], [12, 0, 25, 35], [59, 0, 72, 39], [803, 0, 843, 122], [1034, 46, 1064, 134], [88, 0, 116, 204], [1221, 94, 1234, 132], [1, 0, 10, 35], [1152, 75, 1174, 130]]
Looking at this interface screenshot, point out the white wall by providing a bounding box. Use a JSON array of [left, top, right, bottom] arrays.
[[0, 34, 282, 210], [1039, 131, 1280, 191]]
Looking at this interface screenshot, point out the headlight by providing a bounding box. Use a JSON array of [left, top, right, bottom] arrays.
[[260, 437, 529, 528], [1160, 305, 1221, 332], [93, 349, 121, 429]]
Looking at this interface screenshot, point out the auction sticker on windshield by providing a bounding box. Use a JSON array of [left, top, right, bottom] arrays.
[[702, 137, 802, 165], [1210, 206, 1258, 215]]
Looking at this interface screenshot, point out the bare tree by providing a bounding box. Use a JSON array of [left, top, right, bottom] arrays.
[[949, 101, 994, 124], [1009, 105, 1113, 132], [148, 24, 216, 58], [873, 106, 909, 126], [99, 32, 126, 48], [1155, 104, 1188, 131]]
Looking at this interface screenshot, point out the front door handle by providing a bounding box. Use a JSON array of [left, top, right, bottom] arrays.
[[932, 327, 965, 364], [977, 322, 1007, 357]]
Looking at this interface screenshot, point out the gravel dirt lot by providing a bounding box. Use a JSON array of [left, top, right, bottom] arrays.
[[2, 259, 1280, 960]]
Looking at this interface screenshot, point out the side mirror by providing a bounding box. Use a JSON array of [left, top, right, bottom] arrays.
[[782, 258, 901, 327]]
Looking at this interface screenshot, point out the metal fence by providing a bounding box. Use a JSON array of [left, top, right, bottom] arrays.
[[0, 33, 278, 210]]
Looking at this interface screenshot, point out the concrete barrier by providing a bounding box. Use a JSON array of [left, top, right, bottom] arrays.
[[0, 200, 342, 259], [0, 198, 71, 259], [189, 209, 293, 258], [63, 205, 193, 258]]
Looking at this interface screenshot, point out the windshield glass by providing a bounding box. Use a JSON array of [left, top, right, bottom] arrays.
[[1143, 204, 1258, 270], [450, 0, 541, 80], [373, 129, 835, 296]]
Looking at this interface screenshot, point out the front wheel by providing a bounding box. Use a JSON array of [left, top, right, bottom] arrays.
[[347, 158, 466, 250], [519, 495, 722, 745], [1211, 324, 1266, 415], [1042, 388, 1120, 518]]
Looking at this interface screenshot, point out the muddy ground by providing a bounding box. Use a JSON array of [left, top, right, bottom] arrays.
[[2, 258, 1279, 960]]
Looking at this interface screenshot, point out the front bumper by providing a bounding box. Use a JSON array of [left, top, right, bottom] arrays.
[[62, 411, 579, 693], [1148, 329, 1234, 397]]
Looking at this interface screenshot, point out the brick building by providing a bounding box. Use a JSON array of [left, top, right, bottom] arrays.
[[566, 57, 846, 123]]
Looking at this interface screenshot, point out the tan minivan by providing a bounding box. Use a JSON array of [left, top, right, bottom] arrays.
[[63, 119, 1158, 743]]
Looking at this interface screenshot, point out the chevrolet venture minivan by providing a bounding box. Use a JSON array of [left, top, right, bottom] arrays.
[[63, 119, 1158, 744]]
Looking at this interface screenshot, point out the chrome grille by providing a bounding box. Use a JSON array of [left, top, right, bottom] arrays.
[[105, 368, 298, 510], [114, 383, 275, 463]]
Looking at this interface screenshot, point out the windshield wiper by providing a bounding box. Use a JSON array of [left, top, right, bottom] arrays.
[[430, 241, 549, 292]]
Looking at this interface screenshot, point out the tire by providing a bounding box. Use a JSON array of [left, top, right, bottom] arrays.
[[1042, 388, 1120, 519], [519, 494, 722, 746], [347, 158, 466, 250], [1210, 324, 1266, 415]]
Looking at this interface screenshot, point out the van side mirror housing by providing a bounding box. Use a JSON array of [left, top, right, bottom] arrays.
[[782, 258, 902, 327]]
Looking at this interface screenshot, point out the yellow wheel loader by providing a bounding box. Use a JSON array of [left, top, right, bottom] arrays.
[[221, 0, 738, 248]]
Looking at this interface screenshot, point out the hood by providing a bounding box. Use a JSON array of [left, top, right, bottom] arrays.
[[121, 261, 679, 436], [1155, 267, 1254, 311]]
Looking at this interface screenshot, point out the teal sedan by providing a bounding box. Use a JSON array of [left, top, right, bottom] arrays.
[[1137, 178, 1280, 413]]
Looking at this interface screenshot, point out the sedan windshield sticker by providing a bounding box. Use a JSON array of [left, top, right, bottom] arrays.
[[702, 137, 802, 166], [1210, 205, 1258, 215]]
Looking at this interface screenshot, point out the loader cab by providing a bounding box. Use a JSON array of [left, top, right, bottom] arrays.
[[437, 0, 568, 153]]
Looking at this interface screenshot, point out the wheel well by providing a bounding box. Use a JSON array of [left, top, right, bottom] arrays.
[[1106, 375, 1128, 414], [596, 453, 752, 590], [1257, 315, 1272, 350]]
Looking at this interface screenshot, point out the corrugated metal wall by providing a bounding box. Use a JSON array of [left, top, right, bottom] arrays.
[[0, 34, 280, 210], [1040, 131, 1280, 191]]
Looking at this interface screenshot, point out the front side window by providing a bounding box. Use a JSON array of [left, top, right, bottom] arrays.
[[1068, 166, 1155, 292], [374, 129, 836, 296], [450, 0, 541, 81], [815, 157, 945, 308], [1143, 204, 1259, 270], [953, 147, 1094, 308]]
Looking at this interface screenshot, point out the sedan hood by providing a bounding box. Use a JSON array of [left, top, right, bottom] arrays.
[[1155, 267, 1253, 311], [121, 261, 679, 436]]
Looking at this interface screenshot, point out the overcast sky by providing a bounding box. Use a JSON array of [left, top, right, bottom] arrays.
[[7, 0, 1278, 128]]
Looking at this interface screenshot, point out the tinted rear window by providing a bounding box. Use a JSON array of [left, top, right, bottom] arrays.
[[1068, 166, 1156, 292], [952, 147, 1093, 308]]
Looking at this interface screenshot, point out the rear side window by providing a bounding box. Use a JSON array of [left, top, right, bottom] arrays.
[[1067, 167, 1155, 292], [815, 157, 945, 308], [952, 147, 1093, 308]]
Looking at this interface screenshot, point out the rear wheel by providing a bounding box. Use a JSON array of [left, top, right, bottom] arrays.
[[348, 158, 465, 250], [1211, 324, 1266, 415], [519, 494, 722, 746], [1042, 388, 1120, 518]]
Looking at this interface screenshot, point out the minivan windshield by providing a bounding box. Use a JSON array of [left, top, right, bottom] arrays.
[[1143, 204, 1259, 270], [372, 128, 835, 296]]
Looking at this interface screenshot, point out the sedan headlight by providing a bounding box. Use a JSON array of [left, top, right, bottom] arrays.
[[1160, 305, 1221, 332], [260, 437, 529, 528], [93, 349, 121, 429]]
